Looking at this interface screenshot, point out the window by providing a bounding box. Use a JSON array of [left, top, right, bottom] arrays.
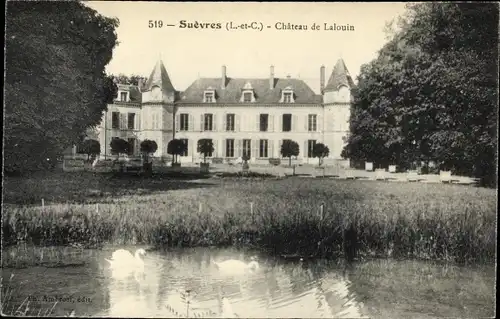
[[205, 92, 214, 103], [120, 92, 127, 102], [128, 113, 135, 130], [307, 140, 317, 158], [260, 114, 269, 132], [280, 87, 295, 103], [259, 139, 268, 158], [226, 139, 235, 157], [282, 114, 292, 132], [180, 114, 189, 131], [243, 139, 251, 158], [283, 92, 292, 103], [226, 114, 235, 131], [204, 114, 213, 131], [243, 92, 252, 103], [308, 114, 317, 132], [112, 112, 120, 129], [180, 139, 188, 156], [128, 138, 135, 155]]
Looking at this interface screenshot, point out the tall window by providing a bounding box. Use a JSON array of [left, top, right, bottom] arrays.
[[205, 92, 214, 103], [226, 139, 235, 157], [204, 114, 213, 131], [112, 112, 120, 129], [243, 92, 252, 103], [308, 114, 317, 132], [283, 92, 292, 103], [128, 113, 135, 130], [127, 138, 135, 155], [307, 140, 317, 158], [243, 139, 251, 158], [259, 139, 268, 158], [260, 114, 269, 132], [180, 139, 188, 156], [226, 114, 235, 131], [282, 114, 292, 132], [120, 92, 127, 102], [180, 114, 189, 131]]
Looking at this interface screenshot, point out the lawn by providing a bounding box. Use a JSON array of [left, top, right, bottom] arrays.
[[2, 171, 497, 264]]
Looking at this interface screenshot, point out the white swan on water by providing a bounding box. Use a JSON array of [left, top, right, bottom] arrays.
[[212, 259, 260, 275], [105, 248, 146, 272]]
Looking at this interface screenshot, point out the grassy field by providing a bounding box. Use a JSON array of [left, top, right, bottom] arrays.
[[2, 171, 497, 264]]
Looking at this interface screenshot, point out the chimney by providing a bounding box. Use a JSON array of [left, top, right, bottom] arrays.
[[320, 65, 325, 93], [221, 65, 227, 89], [270, 65, 275, 89]]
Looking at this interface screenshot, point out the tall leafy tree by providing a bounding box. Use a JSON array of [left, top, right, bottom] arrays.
[[4, 1, 119, 173], [343, 3, 498, 186]]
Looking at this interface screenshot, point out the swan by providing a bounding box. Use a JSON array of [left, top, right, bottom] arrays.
[[105, 248, 146, 271], [212, 259, 259, 275]]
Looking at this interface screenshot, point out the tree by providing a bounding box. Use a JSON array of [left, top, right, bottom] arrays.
[[280, 140, 300, 166], [312, 143, 330, 166], [140, 139, 157, 174], [112, 74, 148, 87], [4, 1, 118, 174], [197, 139, 214, 164], [167, 139, 187, 165], [342, 3, 498, 186], [77, 139, 101, 161], [110, 138, 129, 172]]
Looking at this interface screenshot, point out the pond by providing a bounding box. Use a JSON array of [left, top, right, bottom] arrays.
[[1, 245, 495, 318]]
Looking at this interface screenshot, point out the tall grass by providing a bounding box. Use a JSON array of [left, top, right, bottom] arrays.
[[2, 173, 497, 264]]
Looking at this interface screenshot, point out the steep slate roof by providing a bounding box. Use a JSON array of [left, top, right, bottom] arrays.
[[144, 60, 176, 94], [179, 77, 323, 104], [324, 58, 355, 91], [116, 84, 142, 103]]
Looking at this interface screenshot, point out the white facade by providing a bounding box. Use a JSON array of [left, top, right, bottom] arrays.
[[94, 59, 354, 165]]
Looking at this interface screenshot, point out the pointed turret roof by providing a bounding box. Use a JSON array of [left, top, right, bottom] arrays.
[[144, 60, 176, 93], [324, 58, 355, 91]]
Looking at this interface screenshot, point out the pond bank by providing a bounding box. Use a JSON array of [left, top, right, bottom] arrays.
[[2, 173, 496, 265]]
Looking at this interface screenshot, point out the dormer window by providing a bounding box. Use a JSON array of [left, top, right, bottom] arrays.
[[119, 91, 128, 102], [280, 86, 295, 103], [243, 92, 252, 102], [240, 82, 256, 103], [204, 87, 216, 103]]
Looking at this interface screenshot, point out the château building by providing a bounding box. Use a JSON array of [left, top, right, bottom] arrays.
[[94, 58, 354, 165]]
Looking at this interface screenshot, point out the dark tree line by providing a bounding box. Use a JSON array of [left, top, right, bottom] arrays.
[[342, 3, 498, 187], [4, 1, 119, 174]]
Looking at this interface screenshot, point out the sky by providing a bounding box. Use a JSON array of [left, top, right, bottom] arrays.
[[86, 1, 408, 93]]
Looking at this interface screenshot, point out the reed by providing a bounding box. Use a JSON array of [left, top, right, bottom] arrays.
[[2, 173, 497, 264]]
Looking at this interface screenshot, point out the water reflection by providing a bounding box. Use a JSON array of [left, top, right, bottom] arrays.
[[4, 246, 493, 318], [102, 247, 366, 318]]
